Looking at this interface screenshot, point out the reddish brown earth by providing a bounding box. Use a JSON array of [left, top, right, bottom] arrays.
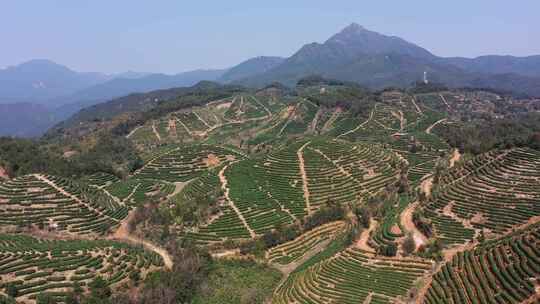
[[0, 166, 8, 179]]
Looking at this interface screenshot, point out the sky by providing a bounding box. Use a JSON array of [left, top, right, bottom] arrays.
[[1, 1, 539, 74]]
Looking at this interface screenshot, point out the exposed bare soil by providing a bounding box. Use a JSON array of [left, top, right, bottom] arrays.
[[203, 153, 221, 167]]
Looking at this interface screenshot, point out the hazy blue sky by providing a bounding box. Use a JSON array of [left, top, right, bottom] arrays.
[[2, 1, 538, 74]]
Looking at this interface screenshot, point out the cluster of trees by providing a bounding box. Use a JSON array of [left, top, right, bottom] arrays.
[[437, 112, 540, 154], [0, 134, 142, 179], [239, 203, 347, 256]]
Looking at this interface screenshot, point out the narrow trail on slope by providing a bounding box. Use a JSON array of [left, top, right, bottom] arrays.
[[175, 118, 193, 136], [218, 164, 256, 238], [321, 107, 342, 132], [425, 118, 447, 134], [250, 96, 272, 116], [193, 110, 211, 128], [34, 174, 119, 223], [167, 181, 188, 199], [297, 142, 312, 215], [278, 103, 300, 136], [200, 113, 271, 138], [309, 108, 323, 133], [125, 126, 142, 139], [109, 211, 173, 270], [337, 107, 374, 138], [411, 96, 423, 115], [152, 122, 162, 141], [439, 94, 451, 109], [356, 218, 377, 253]]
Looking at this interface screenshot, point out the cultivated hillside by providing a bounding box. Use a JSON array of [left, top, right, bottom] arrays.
[[1, 77, 539, 303]]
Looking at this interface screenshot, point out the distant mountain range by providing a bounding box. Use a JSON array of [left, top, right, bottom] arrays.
[[2, 23, 540, 137], [236, 23, 540, 94]]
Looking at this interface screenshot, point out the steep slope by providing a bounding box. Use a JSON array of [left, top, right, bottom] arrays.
[[240, 24, 540, 97], [220, 56, 285, 83], [240, 23, 438, 86]]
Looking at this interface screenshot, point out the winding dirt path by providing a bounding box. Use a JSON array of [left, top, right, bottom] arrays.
[[425, 118, 447, 134], [356, 218, 377, 252], [109, 211, 173, 270], [400, 177, 432, 250], [297, 142, 312, 215], [400, 202, 428, 250], [218, 164, 256, 238]]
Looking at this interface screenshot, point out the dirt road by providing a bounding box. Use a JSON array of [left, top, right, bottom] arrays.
[[109, 211, 174, 270]]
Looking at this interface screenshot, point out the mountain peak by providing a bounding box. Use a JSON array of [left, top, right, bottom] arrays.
[[325, 23, 434, 60], [341, 23, 367, 33]]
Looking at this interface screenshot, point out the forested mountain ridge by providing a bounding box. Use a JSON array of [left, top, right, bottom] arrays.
[[237, 23, 540, 97]]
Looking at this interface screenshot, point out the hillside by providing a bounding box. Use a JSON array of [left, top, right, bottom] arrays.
[[1, 77, 539, 303]]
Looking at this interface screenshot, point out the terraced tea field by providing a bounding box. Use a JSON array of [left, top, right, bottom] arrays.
[[128, 94, 285, 148], [267, 221, 346, 266], [0, 174, 128, 235], [182, 139, 401, 243], [424, 148, 540, 245], [274, 247, 433, 304], [0, 234, 162, 303], [423, 224, 540, 304], [3, 88, 539, 303], [135, 144, 244, 182], [335, 95, 450, 185]]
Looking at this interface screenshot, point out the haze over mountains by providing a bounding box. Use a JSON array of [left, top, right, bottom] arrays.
[[2, 23, 540, 137]]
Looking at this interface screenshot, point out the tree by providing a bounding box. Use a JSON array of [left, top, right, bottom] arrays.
[[355, 206, 371, 229], [0, 295, 16, 304], [88, 276, 111, 300], [380, 243, 397, 257], [5, 283, 18, 298], [402, 233, 416, 255], [36, 293, 58, 304]]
